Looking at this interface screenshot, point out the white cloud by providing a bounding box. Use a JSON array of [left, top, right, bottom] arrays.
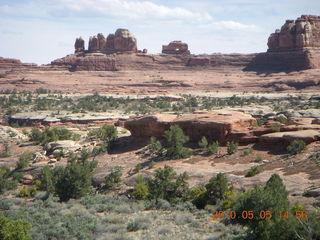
[[200, 21, 261, 32]]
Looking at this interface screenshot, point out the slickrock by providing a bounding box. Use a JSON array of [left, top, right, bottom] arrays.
[[124, 110, 256, 143], [260, 130, 320, 144]]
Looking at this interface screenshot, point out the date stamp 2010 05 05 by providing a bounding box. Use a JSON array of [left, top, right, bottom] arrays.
[[211, 210, 308, 221]]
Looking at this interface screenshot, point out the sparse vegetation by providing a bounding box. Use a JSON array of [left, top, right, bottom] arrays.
[[287, 140, 306, 155], [245, 165, 262, 177], [29, 127, 79, 145], [227, 141, 238, 155], [163, 125, 192, 159]]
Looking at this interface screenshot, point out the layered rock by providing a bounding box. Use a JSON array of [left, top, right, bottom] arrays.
[[260, 130, 320, 144], [246, 15, 320, 71], [124, 110, 256, 143], [268, 15, 320, 52], [114, 29, 137, 52], [162, 41, 190, 54], [74, 37, 85, 53], [76, 29, 137, 54]]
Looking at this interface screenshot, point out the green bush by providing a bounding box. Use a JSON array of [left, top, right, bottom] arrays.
[[147, 165, 189, 202], [16, 152, 34, 170], [255, 154, 263, 162], [227, 142, 238, 155], [0, 167, 17, 194], [18, 186, 37, 197], [103, 166, 123, 190], [88, 125, 117, 150], [29, 127, 78, 145], [50, 150, 97, 201], [163, 125, 192, 159], [287, 140, 306, 155], [198, 136, 208, 149], [148, 137, 162, 156], [245, 165, 262, 177], [132, 175, 149, 200], [205, 173, 230, 204], [0, 213, 31, 240], [233, 174, 292, 239], [271, 123, 281, 132], [243, 147, 253, 156], [207, 141, 219, 155]]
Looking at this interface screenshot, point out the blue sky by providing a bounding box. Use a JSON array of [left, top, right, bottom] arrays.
[[1, 0, 319, 64]]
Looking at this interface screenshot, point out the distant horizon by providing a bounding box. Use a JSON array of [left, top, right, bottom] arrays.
[[1, 0, 320, 65]]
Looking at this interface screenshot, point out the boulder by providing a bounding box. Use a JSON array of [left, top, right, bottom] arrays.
[[162, 41, 190, 54], [45, 140, 81, 153], [114, 29, 137, 52], [260, 130, 320, 144], [124, 110, 256, 143]]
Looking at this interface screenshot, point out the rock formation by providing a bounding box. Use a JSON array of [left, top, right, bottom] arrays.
[[162, 41, 190, 54], [74, 37, 85, 53], [268, 15, 320, 52], [246, 15, 320, 71], [114, 29, 137, 52], [124, 110, 256, 143], [75, 29, 137, 54]]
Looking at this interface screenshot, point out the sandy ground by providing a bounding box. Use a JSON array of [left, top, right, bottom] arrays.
[[1, 68, 320, 94]]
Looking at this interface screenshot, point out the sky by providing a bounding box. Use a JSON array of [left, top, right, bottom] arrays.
[[1, 0, 320, 64]]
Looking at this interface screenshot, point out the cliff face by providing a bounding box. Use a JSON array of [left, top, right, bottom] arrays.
[[247, 15, 320, 71]]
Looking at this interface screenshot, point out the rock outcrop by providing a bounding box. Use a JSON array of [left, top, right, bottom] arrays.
[[260, 130, 320, 144], [75, 29, 137, 54], [0, 57, 38, 70], [246, 15, 320, 71], [74, 37, 85, 53], [124, 110, 256, 143], [162, 41, 190, 54]]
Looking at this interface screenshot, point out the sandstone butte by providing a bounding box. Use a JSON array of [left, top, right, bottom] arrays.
[[1, 15, 320, 72], [124, 110, 257, 143]]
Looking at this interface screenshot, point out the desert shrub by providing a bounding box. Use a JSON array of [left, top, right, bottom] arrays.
[[287, 140, 306, 155], [163, 125, 192, 159], [103, 166, 123, 190], [16, 152, 34, 170], [205, 173, 230, 204], [173, 212, 194, 225], [0, 213, 31, 240], [18, 186, 37, 197], [207, 141, 219, 155], [29, 127, 78, 145], [132, 163, 142, 174], [88, 125, 117, 149], [146, 165, 189, 202], [132, 175, 149, 200], [52, 150, 97, 201], [0, 143, 11, 158], [226, 142, 238, 155], [271, 123, 281, 132], [198, 136, 208, 149], [148, 137, 162, 156], [245, 165, 262, 177], [127, 217, 151, 231], [221, 189, 237, 210], [0, 167, 17, 194], [255, 154, 263, 162], [233, 174, 293, 239], [243, 147, 253, 156], [255, 118, 267, 127], [39, 166, 55, 193]]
